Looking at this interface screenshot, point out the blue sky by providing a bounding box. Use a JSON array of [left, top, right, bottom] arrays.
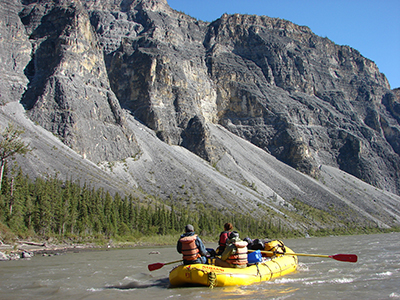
[[167, 0, 400, 89]]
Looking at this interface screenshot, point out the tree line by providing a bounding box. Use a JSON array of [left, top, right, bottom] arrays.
[[1, 123, 388, 243], [0, 164, 298, 242], [0, 123, 296, 242]]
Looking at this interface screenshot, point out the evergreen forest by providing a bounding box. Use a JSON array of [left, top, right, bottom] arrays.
[[0, 164, 299, 244], [0, 164, 395, 246]]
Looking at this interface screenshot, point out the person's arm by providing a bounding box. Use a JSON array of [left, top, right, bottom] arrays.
[[196, 237, 209, 256], [177, 240, 182, 254]]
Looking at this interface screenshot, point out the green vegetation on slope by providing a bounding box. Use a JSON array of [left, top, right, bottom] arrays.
[[0, 165, 397, 246]]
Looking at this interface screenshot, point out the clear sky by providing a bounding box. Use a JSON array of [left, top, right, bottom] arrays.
[[167, 0, 400, 89]]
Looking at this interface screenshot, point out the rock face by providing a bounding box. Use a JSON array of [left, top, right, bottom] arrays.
[[87, 0, 399, 194], [0, 0, 31, 105], [100, 1, 225, 162], [1, 0, 400, 229], [204, 14, 400, 193], [16, 0, 139, 162]]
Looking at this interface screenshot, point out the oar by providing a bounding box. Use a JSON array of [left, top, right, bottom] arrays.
[[248, 250, 358, 263], [148, 259, 183, 271]]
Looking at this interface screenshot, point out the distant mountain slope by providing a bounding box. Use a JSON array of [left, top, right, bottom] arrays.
[[3, 100, 400, 230], [0, 0, 399, 231]]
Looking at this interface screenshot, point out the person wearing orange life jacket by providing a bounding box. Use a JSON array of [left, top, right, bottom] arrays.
[[177, 224, 209, 265], [216, 222, 233, 255], [215, 231, 248, 268]]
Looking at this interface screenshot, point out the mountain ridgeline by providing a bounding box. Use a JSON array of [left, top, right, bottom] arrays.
[[1, 0, 400, 233]]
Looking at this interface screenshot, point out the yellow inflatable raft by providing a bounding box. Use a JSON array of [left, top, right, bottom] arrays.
[[169, 247, 298, 287]]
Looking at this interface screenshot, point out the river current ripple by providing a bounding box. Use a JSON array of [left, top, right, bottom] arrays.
[[1, 232, 399, 299]]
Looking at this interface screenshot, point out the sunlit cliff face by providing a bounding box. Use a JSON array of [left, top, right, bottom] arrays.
[[1, 0, 399, 204]]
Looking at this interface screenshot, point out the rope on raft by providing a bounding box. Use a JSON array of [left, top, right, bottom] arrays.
[[208, 272, 217, 289], [255, 263, 262, 282]]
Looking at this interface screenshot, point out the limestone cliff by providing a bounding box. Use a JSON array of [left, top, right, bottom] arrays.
[[86, 0, 399, 194], [18, 0, 139, 162], [0, 0, 31, 105], [204, 13, 399, 194], [1, 0, 400, 230]]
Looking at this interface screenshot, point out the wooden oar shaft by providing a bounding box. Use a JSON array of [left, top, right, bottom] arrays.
[[248, 249, 293, 255], [148, 259, 183, 271], [248, 250, 357, 262], [283, 252, 330, 258], [163, 259, 183, 266]]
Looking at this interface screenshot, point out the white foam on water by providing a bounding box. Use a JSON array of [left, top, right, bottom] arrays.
[[389, 292, 400, 298], [303, 280, 326, 285], [87, 287, 103, 292], [273, 277, 306, 284], [303, 276, 353, 286], [377, 271, 393, 277], [328, 268, 339, 273], [296, 262, 309, 272], [329, 278, 354, 284]]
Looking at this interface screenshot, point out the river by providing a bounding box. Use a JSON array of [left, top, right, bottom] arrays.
[[1, 232, 399, 299]]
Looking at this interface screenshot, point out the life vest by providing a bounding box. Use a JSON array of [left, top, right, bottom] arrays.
[[219, 231, 230, 247], [225, 240, 248, 265], [179, 234, 201, 261]]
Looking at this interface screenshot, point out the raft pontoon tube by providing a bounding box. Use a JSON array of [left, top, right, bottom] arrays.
[[169, 247, 298, 287]]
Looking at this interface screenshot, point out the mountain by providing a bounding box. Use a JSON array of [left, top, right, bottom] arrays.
[[1, 0, 399, 232]]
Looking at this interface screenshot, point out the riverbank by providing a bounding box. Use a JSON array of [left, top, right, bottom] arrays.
[[2, 227, 398, 261], [0, 233, 210, 261], [0, 240, 108, 260]]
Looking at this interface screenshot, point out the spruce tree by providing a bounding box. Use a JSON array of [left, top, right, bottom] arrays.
[[0, 123, 31, 193]]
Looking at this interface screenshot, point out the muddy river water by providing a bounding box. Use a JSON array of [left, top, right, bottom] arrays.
[[1, 232, 399, 299]]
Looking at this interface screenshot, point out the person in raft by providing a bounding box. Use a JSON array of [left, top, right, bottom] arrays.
[[177, 224, 209, 265], [214, 231, 248, 268], [216, 222, 233, 255]]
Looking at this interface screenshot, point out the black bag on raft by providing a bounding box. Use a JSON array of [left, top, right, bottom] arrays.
[[250, 239, 264, 250], [206, 248, 217, 257]]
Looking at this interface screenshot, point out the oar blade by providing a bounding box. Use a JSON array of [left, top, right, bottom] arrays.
[[330, 254, 358, 263], [148, 262, 164, 271]]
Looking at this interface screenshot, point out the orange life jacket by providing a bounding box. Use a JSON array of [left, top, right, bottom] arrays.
[[179, 234, 201, 261], [225, 240, 248, 265]]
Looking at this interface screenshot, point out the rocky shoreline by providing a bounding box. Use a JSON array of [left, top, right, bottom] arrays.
[[0, 238, 170, 261], [0, 240, 108, 261]]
